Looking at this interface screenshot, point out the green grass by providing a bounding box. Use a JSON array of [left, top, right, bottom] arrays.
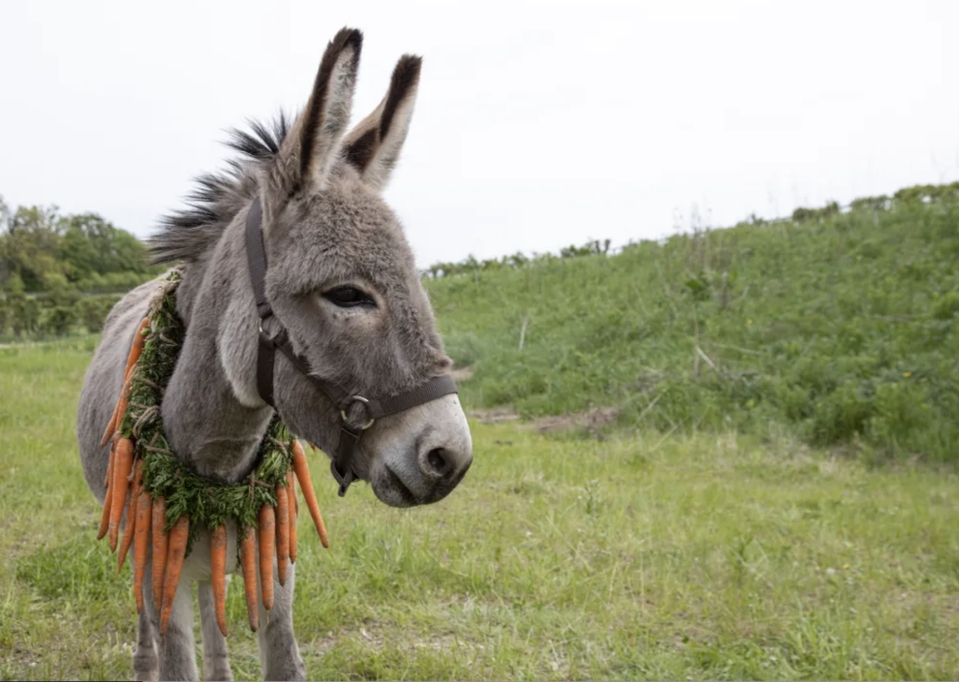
[[1, 344, 958, 680], [428, 200, 959, 462]]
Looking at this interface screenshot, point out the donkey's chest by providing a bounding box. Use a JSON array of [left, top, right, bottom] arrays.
[[160, 371, 274, 483], [182, 435, 268, 484]]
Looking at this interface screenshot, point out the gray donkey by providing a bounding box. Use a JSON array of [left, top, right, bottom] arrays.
[[76, 27, 473, 681]]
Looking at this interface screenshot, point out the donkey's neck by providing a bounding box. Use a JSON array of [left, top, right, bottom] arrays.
[[161, 212, 274, 483]]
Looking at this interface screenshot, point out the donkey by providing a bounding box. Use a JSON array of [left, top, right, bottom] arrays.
[[76, 28, 472, 681]]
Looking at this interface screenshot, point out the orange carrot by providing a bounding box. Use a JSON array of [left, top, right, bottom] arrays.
[[121, 317, 150, 379], [258, 505, 275, 611], [210, 524, 228, 638], [291, 440, 328, 548], [275, 482, 290, 586], [109, 438, 134, 552], [160, 515, 189, 635], [241, 525, 258, 632], [100, 369, 131, 456], [131, 317, 150, 349], [99, 405, 119, 449], [100, 317, 148, 447], [99, 367, 131, 449], [116, 458, 140, 574], [99, 322, 143, 448], [97, 443, 115, 541], [111, 372, 136, 440], [152, 495, 168, 613], [291, 468, 299, 516], [133, 471, 152, 613], [287, 471, 298, 564], [103, 434, 117, 488]]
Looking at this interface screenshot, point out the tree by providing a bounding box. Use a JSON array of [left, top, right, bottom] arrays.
[[78, 297, 109, 333], [1, 205, 65, 290], [59, 213, 151, 282], [5, 273, 39, 338], [43, 271, 80, 307], [44, 306, 78, 336], [0, 198, 160, 296], [0, 196, 9, 286]]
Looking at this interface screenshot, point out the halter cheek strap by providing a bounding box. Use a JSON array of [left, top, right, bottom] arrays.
[[244, 196, 458, 496]]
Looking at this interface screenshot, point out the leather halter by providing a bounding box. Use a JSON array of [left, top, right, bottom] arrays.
[[244, 197, 458, 497]]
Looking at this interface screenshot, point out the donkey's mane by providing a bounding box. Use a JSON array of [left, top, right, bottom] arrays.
[[150, 114, 291, 264]]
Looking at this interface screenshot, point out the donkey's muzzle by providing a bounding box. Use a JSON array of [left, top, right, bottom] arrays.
[[371, 416, 473, 507], [416, 443, 473, 503]]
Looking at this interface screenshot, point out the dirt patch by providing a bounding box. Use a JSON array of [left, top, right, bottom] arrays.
[[469, 406, 621, 432], [450, 366, 474, 382], [468, 406, 520, 424], [531, 406, 621, 433]]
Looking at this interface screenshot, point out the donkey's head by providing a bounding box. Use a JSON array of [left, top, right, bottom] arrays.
[[243, 29, 471, 506]]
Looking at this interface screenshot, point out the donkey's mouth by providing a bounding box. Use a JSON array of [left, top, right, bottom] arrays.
[[375, 465, 419, 508], [373, 459, 470, 508]]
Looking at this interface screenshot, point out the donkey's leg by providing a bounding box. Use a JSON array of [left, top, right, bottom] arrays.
[[135, 597, 160, 680], [135, 552, 160, 681], [256, 560, 305, 681], [156, 579, 201, 681], [198, 580, 234, 681]]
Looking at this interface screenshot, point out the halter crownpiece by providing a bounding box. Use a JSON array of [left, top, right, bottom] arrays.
[[244, 197, 458, 497]]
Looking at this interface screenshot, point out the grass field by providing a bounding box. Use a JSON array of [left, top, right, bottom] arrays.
[[1, 342, 958, 680]]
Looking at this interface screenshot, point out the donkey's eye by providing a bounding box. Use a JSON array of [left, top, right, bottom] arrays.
[[324, 286, 375, 308]]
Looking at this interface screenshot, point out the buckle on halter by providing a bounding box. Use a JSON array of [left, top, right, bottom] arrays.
[[340, 395, 375, 430], [330, 458, 355, 497]]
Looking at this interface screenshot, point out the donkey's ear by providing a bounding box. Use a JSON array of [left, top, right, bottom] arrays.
[[273, 27, 363, 194], [341, 54, 421, 192]]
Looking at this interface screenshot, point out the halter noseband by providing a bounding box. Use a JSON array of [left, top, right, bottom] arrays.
[[244, 197, 458, 497]]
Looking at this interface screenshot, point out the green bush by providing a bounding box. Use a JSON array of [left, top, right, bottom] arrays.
[[933, 291, 959, 320], [808, 379, 875, 445], [43, 306, 78, 336], [444, 332, 485, 368], [78, 297, 112, 333], [9, 294, 40, 337], [42, 273, 81, 308]]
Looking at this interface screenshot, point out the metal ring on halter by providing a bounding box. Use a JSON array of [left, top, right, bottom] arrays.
[[340, 395, 375, 430]]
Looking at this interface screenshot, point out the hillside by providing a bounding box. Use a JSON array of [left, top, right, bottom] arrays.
[[427, 188, 959, 462]]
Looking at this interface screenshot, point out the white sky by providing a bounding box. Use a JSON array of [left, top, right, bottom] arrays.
[[2, 0, 958, 266]]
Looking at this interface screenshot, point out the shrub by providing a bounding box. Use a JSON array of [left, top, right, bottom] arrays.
[[933, 291, 959, 320], [9, 295, 40, 337], [43, 306, 78, 336], [78, 298, 107, 333], [444, 332, 485, 368]]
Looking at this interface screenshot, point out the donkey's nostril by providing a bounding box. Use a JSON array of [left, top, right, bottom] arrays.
[[426, 448, 450, 475]]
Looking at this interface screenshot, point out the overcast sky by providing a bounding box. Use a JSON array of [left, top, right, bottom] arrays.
[[2, 0, 958, 266]]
